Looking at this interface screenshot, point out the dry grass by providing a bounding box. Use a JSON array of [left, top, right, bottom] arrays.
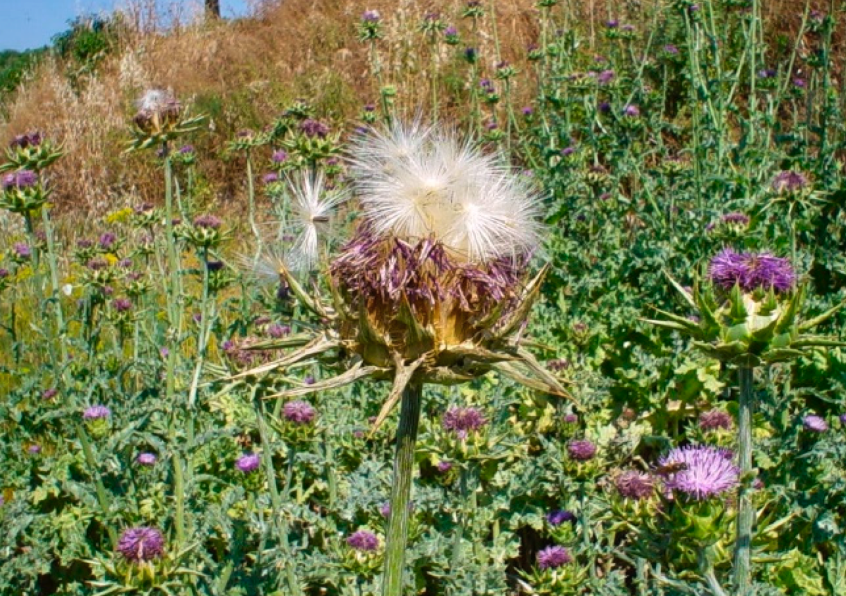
[[0, 0, 836, 231]]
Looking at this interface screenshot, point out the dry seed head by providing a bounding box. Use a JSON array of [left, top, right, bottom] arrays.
[[286, 171, 347, 272]]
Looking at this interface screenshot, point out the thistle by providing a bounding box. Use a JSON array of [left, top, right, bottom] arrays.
[[647, 250, 846, 594], [2, 131, 63, 173], [127, 89, 206, 152], [224, 122, 573, 596]]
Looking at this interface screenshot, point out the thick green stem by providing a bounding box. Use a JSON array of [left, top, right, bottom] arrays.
[[75, 424, 117, 548], [734, 366, 755, 594], [382, 383, 423, 596]]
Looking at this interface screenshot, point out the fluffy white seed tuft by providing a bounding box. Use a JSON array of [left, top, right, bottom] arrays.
[[287, 171, 348, 272], [348, 123, 541, 262]]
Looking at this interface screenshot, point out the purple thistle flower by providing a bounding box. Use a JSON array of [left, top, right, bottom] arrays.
[[379, 502, 391, 518], [479, 78, 494, 93], [347, 530, 379, 552], [772, 170, 809, 194], [614, 471, 655, 500], [300, 119, 330, 138], [10, 131, 42, 149], [179, 144, 194, 154], [0, 268, 8, 278], [758, 68, 777, 79], [283, 400, 316, 425], [83, 405, 111, 420], [444, 25, 458, 36], [546, 509, 576, 526], [621, 24, 635, 32], [537, 545, 572, 569], [236, 453, 261, 473], [464, 47, 477, 62], [622, 104, 640, 117], [803, 415, 828, 433], [99, 232, 117, 250], [28, 444, 41, 454], [708, 248, 795, 293], [361, 9, 381, 22], [3, 170, 38, 190], [112, 298, 133, 312], [722, 212, 750, 225], [42, 388, 57, 400], [437, 460, 453, 473], [271, 149, 288, 163], [793, 77, 806, 88], [13, 243, 31, 259], [605, 19, 619, 28], [664, 44, 679, 55], [840, 413, 846, 425], [117, 527, 165, 562], [598, 101, 611, 113], [442, 406, 486, 439], [562, 413, 578, 424], [561, 146, 575, 156], [137, 452, 157, 466], [567, 439, 597, 461], [699, 409, 733, 431], [262, 172, 279, 184], [521, 106, 533, 116], [193, 214, 222, 229], [266, 323, 290, 338], [597, 70, 615, 85], [658, 445, 739, 500]]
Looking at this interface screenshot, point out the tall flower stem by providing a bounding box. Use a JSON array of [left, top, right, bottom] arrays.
[[163, 148, 181, 403], [382, 383, 423, 596], [41, 208, 68, 371], [75, 423, 118, 548], [246, 151, 262, 261], [734, 365, 755, 594]]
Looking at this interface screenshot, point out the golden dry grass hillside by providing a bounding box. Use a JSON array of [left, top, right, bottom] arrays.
[[0, 0, 836, 228]]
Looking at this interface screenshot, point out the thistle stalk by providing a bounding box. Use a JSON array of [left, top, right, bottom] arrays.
[[382, 383, 423, 596], [734, 365, 755, 594]]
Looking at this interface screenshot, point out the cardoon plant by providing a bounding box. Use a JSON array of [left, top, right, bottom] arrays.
[[227, 122, 573, 595], [647, 250, 846, 593]]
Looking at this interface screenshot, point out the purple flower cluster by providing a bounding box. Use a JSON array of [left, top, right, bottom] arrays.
[[361, 9, 380, 23], [567, 439, 597, 461], [614, 470, 655, 500], [658, 445, 739, 500], [13, 243, 31, 259], [271, 149, 288, 163], [442, 406, 486, 439], [83, 405, 111, 420], [546, 509, 576, 526], [136, 452, 157, 466], [99, 232, 117, 250], [771, 170, 809, 194], [2, 170, 37, 190], [193, 214, 223, 229], [699, 409, 733, 431], [300, 119, 329, 138], [10, 131, 42, 149], [708, 248, 795, 293], [537, 545, 572, 569], [283, 400, 316, 425], [346, 530, 379, 552], [117, 527, 165, 562], [803, 415, 828, 433], [236, 453, 261, 473]]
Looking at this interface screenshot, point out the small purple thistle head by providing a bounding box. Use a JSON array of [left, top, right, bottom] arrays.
[[658, 445, 739, 500], [567, 439, 597, 461], [13, 243, 31, 259], [193, 214, 223, 229], [442, 406, 486, 439], [300, 119, 330, 138], [99, 232, 117, 250], [562, 413, 578, 424], [361, 9, 380, 23], [117, 527, 165, 562], [137, 452, 157, 466], [699, 409, 733, 431], [42, 388, 57, 400], [614, 470, 656, 500], [664, 44, 679, 55], [262, 172, 279, 184], [271, 149, 288, 163], [3, 170, 38, 190], [83, 405, 111, 420], [436, 460, 453, 473], [597, 69, 615, 85], [772, 170, 809, 194], [283, 400, 316, 425], [803, 415, 828, 433], [839, 413, 846, 425], [622, 104, 640, 117], [444, 25, 458, 37], [236, 453, 261, 473], [112, 298, 133, 313], [708, 248, 795, 293], [179, 144, 194, 154], [537, 545, 572, 569], [28, 444, 41, 454], [605, 19, 619, 28], [346, 530, 379, 552], [546, 509, 576, 526]]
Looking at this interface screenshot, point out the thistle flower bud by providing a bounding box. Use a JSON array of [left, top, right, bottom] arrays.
[[347, 530, 380, 552], [771, 170, 809, 196], [537, 545, 572, 569], [546, 509, 576, 526], [236, 453, 261, 473], [117, 527, 165, 562]]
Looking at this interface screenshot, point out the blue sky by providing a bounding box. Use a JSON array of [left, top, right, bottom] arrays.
[[2, 0, 251, 52]]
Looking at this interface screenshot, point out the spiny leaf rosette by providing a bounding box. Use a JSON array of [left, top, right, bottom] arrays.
[[227, 123, 573, 425], [647, 248, 846, 366]]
